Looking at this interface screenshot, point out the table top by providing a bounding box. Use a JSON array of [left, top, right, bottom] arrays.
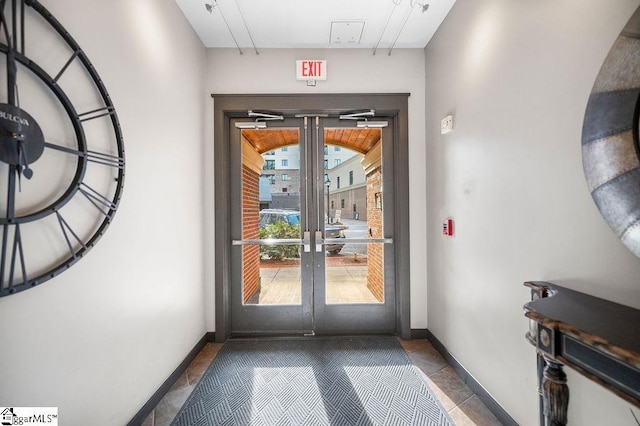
[[524, 281, 640, 362]]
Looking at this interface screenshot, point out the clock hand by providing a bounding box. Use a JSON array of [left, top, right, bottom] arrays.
[[17, 139, 32, 179], [15, 138, 25, 192], [13, 96, 33, 191], [4, 26, 36, 186], [15, 166, 22, 192], [1, 7, 24, 195]]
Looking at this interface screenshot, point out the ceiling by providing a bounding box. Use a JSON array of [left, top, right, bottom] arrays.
[[174, 0, 456, 51]]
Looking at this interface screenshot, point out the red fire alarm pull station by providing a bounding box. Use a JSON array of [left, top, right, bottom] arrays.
[[442, 218, 454, 236]]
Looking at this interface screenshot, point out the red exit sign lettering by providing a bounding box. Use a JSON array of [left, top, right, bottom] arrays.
[[296, 60, 327, 80]]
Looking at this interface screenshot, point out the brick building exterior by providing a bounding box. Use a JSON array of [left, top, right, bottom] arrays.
[[242, 139, 264, 303], [363, 142, 384, 302]]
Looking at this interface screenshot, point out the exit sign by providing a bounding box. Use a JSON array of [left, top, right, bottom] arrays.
[[296, 60, 327, 80]]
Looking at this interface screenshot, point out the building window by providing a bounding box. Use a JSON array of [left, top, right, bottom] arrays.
[[324, 159, 328, 169], [334, 159, 341, 166], [331, 200, 334, 209], [265, 174, 275, 184], [281, 147, 288, 152], [282, 187, 288, 193], [281, 173, 289, 181], [336, 176, 340, 189], [266, 151, 275, 156], [324, 146, 329, 155], [349, 170, 353, 185], [341, 199, 345, 208], [264, 160, 275, 170], [334, 146, 341, 151], [281, 159, 288, 167]]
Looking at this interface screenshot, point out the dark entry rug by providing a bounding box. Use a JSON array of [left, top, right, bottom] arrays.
[[171, 337, 454, 426]]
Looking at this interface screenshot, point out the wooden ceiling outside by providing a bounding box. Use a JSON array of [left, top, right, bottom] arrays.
[[242, 128, 381, 155]]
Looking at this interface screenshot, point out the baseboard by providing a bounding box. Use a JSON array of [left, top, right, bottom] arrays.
[[127, 332, 215, 426], [410, 328, 429, 339], [424, 330, 518, 426]]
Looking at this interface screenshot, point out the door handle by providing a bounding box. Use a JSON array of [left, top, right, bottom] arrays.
[[315, 230, 323, 252], [232, 239, 302, 245], [323, 238, 394, 244], [303, 231, 311, 253]]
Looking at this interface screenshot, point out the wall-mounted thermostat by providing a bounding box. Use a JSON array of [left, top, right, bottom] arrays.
[[441, 115, 453, 134]]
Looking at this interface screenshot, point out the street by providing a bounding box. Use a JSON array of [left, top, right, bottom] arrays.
[[334, 218, 368, 255]]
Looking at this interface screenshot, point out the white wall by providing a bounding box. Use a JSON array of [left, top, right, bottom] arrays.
[[425, 1, 640, 424], [206, 48, 429, 328], [0, 1, 207, 424]]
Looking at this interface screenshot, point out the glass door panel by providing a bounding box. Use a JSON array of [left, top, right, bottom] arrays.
[[240, 132, 302, 306], [230, 117, 312, 334], [313, 119, 395, 335], [322, 138, 386, 305]]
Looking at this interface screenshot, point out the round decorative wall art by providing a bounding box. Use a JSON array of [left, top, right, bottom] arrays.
[[582, 7, 640, 259]]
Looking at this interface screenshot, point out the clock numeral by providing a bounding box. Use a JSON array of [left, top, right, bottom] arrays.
[[53, 50, 80, 83], [56, 211, 86, 258], [1, 0, 26, 106], [0, 223, 27, 290], [87, 150, 125, 169], [0, 1, 5, 33], [78, 183, 117, 220], [19, 0, 24, 54], [44, 142, 124, 169], [78, 106, 116, 123], [0, 0, 26, 54], [17, 0, 25, 54]]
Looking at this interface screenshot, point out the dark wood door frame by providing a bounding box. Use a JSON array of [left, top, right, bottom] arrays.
[[212, 93, 411, 342]]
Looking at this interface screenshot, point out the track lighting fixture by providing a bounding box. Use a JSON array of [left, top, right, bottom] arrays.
[[204, 0, 258, 55], [374, 0, 430, 55], [411, 0, 430, 13], [204, 2, 216, 14]]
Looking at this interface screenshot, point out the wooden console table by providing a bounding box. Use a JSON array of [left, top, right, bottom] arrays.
[[524, 281, 640, 425]]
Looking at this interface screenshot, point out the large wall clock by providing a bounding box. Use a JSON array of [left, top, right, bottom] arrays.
[[0, 0, 125, 296], [582, 6, 640, 260]]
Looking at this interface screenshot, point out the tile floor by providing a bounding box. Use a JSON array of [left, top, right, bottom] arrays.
[[141, 338, 503, 426]]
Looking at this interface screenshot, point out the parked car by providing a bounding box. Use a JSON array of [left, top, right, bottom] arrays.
[[259, 209, 347, 255]]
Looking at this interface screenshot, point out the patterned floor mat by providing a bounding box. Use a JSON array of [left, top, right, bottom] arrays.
[[172, 337, 454, 426]]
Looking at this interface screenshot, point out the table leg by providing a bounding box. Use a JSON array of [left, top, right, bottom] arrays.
[[542, 358, 569, 426]]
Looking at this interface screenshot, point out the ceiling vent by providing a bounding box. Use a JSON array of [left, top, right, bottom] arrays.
[[330, 21, 365, 44]]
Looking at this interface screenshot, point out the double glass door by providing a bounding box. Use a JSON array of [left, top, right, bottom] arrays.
[[229, 115, 395, 335]]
